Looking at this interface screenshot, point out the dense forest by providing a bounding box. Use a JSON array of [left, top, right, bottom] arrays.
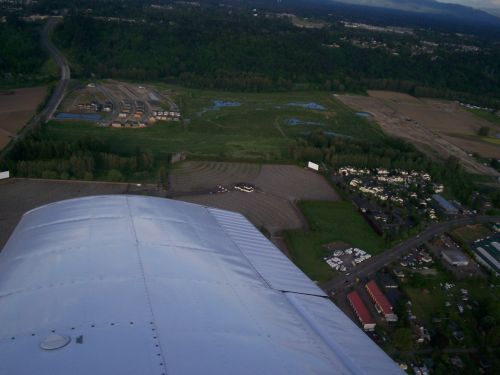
[[0, 131, 169, 185], [51, 4, 500, 106], [0, 17, 49, 86]]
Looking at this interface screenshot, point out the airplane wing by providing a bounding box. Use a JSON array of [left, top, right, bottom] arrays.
[[0, 195, 403, 374]]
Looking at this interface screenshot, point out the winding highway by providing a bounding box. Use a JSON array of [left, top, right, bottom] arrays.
[[321, 215, 500, 296], [17, 17, 69, 139], [41, 17, 70, 121]]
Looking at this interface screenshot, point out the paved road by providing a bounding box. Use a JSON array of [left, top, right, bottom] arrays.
[[40, 17, 70, 121], [321, 215, 500, 295], [16, 17, 69, 140]]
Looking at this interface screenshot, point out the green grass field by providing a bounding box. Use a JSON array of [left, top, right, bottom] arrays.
[[285, 201, 386, 283], [452, 224, 491, 243], [482, 136, 500, 145], [469, 108, 500, 126], [42, 85, 384, 161]]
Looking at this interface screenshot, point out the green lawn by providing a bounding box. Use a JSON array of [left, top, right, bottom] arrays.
[[452, 224, 491, 243], [285, 201, 386, 283], [403, 279, 500, 349], [482, 136, 500, 145], [405, 288, 446, 325], [42, 85, 384, 162], [468, 108, 500, 126]]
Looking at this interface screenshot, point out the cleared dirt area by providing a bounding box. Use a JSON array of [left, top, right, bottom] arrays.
[[170, 161, 340, 201], [0, 178, 163, 249], [338, 92, 499, 176], [1, 162, 339, 248], [0, 87, 47, 149], [367, 90, 420, 103], [177, 191, 303, 234], [0, 134, 9, 149], [169, 161, 261, 192], [254, 164, 339, 201], [397, 99, 500, 159], [169, 161, 339, 234]]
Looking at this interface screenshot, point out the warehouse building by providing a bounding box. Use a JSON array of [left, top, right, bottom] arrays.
[[365, 280, 398, 322], [442, 249, 470, 267], [432, 194, 459, 215], [474, 239, 500, 275], [0, 196, 402, 374], [347, 290, 376, 331]]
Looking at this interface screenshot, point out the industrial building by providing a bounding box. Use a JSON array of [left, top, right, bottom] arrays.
[[432, 194, 459, 215], [441, 249, 470, 267], [347, 290, 376, 331], [473, 238, 500, 275], [365, 280, 398, 322], [0, 196, 402, 374]]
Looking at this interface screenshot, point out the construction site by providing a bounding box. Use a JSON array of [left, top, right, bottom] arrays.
[[56, 81, 181, 128]]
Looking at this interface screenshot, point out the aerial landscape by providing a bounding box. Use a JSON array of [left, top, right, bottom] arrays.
[[0, 0, 499, 374]]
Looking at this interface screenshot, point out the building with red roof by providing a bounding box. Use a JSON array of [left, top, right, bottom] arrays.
[[347, 290, 376, 331], [365, 280, 398, 322]]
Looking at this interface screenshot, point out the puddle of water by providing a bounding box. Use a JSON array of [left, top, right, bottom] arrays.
[[287, 102, 326, 111], [54, 113, 102, 121], [197, 100, 241, 116], [286, 118, 324, 126]]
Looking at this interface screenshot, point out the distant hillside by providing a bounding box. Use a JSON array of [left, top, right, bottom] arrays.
[[483, 7, 500, 18], [331, 0, 500, 25]]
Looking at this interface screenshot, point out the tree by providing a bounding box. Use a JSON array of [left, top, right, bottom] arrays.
[[393, 328, 414, 351], [157, 166, 168, 190], [478, 126, 490, 136], [106, 169, 124, 182]]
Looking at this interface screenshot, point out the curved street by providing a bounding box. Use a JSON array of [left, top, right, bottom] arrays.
[[321, 215, 500, 295], [41, 17, 70, 121], [17, 17, 70, 140]]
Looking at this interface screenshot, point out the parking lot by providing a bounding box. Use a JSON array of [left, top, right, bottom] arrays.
[[323, 241, 372, 273]]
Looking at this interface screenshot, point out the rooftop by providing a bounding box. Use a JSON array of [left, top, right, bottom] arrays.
[[347, 290, 375, 326], [366, 280, 394, 316], [442, 249, 469, 263], [432, 194, 458, 214]]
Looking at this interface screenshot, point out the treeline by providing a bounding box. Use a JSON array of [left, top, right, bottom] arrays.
[[51, 7, 500, 105], [289, 132, 497, 206], [1, 133, 166, 182], [0, 17, 48, 85]]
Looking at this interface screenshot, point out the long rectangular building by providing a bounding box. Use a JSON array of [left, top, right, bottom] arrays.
[[347, 291, 376, 331], [365, 280, 398, 322]]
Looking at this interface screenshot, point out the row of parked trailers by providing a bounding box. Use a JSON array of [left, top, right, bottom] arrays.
[[347, 280, 398, 331], [77, 100, 113, 112]]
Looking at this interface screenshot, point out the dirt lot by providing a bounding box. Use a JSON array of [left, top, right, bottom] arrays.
[[254, 164, 339, 201], [177, 191, 303, 234], [0, 133, 9, 150], [170, 161, 340, 201], [0, 87, 47, 150], [0, 178, 164, 249], [338, 92, 499, 176], [1, 162, 339, 249], [169, 161, 261, 192], [367, 90, 420, 103], [169, 161, 339, 234]]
